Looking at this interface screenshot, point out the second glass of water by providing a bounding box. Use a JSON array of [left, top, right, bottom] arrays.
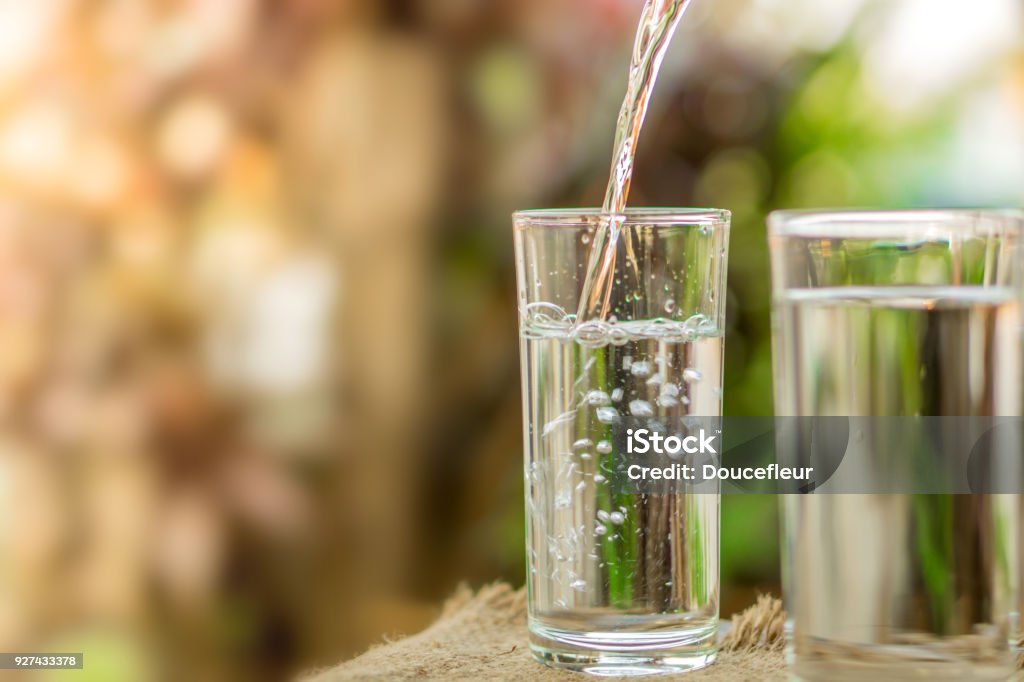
[[769, 209, 1024, 681]]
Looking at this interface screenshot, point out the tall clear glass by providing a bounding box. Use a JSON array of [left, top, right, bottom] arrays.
[[769, 209, 1024, 681], [513, 208, 730, 674]]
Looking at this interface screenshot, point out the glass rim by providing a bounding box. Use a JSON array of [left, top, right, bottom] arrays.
[[768, 208, 1024, 239], [513, 207, 730, 228]]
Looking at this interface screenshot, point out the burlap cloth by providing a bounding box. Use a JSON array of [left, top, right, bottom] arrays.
[[307, 584, 787, 681]]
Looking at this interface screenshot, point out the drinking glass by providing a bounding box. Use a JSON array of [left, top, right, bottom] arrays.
[[513, 208, 730, 674], [769, 209, 1024, 681]]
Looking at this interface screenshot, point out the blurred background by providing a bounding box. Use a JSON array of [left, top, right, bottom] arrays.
[[0, 0, 1020, 679]]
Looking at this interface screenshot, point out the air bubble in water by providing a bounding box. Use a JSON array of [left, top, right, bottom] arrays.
[[595, 524, 608, 536], [611, 388, 624, 402], [665, 299, 676, 314], [609, 511, 625, 525], [683, 368, 703, 383], [684, 314, 708, 330], [594, 473, 606, 483], [523, 302, 570, 328], [596, 440, 613, 455], [555, 492, 572, 509], [657, 394, 679, 407], [579, 452, 592, 460], [573, 438, 593, 451], [661, 383, 680, 398], [574, 320, 612, 348], [609, 327, 630, 346], [623, 356, 633, 371], [596, 407, 620, 424], [585, 390, 611, 406], [630, 361, 652, 377], [629, 400, 654, 417], [597, 510, 610, 522], [582, 234, 591, 245], [570, 579, 587, 591], [646, 373, 663, 387]]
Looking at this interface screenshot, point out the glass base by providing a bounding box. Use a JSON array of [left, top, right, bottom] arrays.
[[789, 641, 1016, 682], [529, 620, 717, 676], [791, 660, 1016, 682]]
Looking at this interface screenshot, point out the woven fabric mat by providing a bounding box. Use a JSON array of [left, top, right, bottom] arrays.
[[307, 584, 787, 681]]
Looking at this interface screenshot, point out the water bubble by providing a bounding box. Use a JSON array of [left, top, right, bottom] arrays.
[[683, 368, 703, 383], [585, 390, 611, 406], [657, 395, 679, 408], [570, 579, 587, 592], [573, 320, 612, 348], [622, 356, 633, 371], [593, 473, 606, 483], [555, 492, 572, 509], [579, 452, 592, 460], [596, 510, 610, 522], [609, 327, 630, 346], [575, 481, 587, 491], [609, 511, 625, 525], [665, 299, 676, 314], [523, 302, 571, 329], [630, 361, 652, 377], [611, 388, 624, 403], [595, 524, 608, 536], [596, 440, 613, 455], [596, 407, 620, 424], [684, 313, 709, 330], [660, 383, 680, 398], [646, 373, 663, 387], [582, 234, 591, 245], [629, 400, 654, 417], [573, 438, 593, 451]]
